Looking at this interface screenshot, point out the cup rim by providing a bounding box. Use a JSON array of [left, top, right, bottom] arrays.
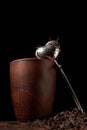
[[10, 57, 54, 64]]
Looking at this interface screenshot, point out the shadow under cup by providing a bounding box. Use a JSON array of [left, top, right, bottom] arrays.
[[10, 58, 56, 121]]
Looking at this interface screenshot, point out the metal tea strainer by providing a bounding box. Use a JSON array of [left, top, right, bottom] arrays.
[[35, 40, 84, 113]]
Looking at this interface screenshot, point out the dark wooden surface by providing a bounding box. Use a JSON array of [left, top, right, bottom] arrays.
[[0, 121, 46, 130], [0, 120, 87, 130]]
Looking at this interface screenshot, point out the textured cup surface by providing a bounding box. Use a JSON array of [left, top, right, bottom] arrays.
[[10, 58, 56, 121]]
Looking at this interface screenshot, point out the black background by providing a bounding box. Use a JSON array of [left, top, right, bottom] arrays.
[[0, 2, 87, 120]]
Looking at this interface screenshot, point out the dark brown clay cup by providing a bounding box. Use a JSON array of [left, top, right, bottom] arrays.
[[10, 58, 56, 121]]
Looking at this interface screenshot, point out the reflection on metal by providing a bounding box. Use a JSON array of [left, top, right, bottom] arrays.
[[35, 40, 84, 113]]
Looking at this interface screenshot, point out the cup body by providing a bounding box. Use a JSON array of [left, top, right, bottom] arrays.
[[10, 58, 56, 121]]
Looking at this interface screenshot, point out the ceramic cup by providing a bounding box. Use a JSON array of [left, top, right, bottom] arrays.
[[10, 58, 56, 121]]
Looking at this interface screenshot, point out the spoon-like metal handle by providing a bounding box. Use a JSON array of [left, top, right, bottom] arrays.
[[54, 60, 84, 113]]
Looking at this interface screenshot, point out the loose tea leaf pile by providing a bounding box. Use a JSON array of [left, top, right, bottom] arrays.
[[0, 108, 87, 130]]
